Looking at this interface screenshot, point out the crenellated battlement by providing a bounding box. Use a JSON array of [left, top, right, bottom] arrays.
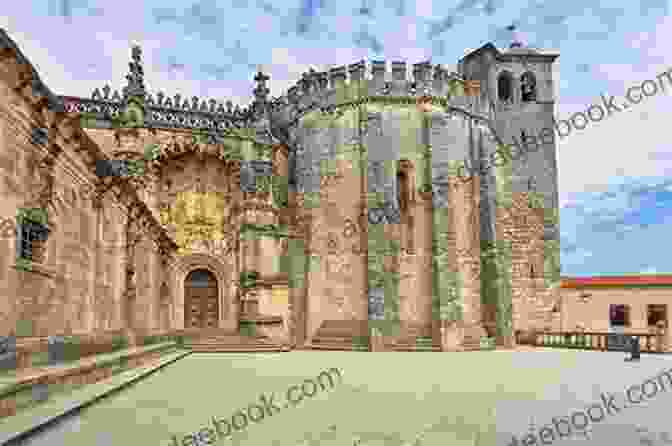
[[268, 60, 491, 128]]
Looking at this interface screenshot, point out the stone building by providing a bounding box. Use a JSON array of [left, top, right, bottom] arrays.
[[559, 276, 671, 335], [0, 28, 562, 351]]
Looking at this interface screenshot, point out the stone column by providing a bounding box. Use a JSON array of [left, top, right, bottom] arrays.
[[92, 194, 104, 332], [159, 246, 176, 331], [122, 210, 143, 345], [452, 177, 482, 329], [294, 211, 312, 346]]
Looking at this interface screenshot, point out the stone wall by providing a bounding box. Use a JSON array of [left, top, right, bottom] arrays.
[[0, 34, 175, 339], [496, 192, 560, 334], [0, 58, 102, 336]]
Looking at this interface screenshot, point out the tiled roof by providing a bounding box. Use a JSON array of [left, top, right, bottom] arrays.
[[560, 275, 672, 288]]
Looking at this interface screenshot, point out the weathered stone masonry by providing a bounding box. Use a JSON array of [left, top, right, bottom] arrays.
[[0, 28, 562, 351]]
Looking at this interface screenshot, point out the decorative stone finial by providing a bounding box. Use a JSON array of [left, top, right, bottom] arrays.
[[391, 61, 406, 81], [252, 69, 271, 116], [328, 65, 347, 86], [299, 70, 316, 94], [348, 61, 366, 82], [413, 61, 432, 82], [316, 71, 329, 91], [371, 60, 386, 83], [253, 70, 270, 101], [287, 86, 300, 105], [123, 44, 146, 99]]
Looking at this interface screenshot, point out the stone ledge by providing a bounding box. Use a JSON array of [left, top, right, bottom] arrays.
[[11, 261, 57, 278], [0, 349, 190, 445], [0, 341, 178, 400]]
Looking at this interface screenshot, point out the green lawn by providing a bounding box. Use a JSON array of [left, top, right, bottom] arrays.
[[22, 350, 591, 446]]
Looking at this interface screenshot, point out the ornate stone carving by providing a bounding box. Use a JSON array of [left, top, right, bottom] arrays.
[[326, 253, 351, 276], [158, 190, 228, 256], [343, 218, 358, 238], [368, 203, 401, 225], [326, 232, 339, 252], [319, 170, 344, 189]]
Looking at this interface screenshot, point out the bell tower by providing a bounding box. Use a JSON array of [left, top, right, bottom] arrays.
[[459, 36, 559, 218]]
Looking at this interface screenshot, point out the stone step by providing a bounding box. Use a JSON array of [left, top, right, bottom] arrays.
[[311, 337, 368, 344], [461, 341, 485, 351], [393, 345, 441, 352], [186, 337, 275, 343], [308, 343, 370, 351], [190, 345, 286, 352], [184, 332, 286, 353], [186, 342, 278, 348]]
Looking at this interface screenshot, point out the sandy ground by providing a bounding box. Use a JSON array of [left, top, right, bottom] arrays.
[[6, 350, 672, 446]]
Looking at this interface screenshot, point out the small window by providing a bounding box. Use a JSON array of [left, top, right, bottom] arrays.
[[497, 72, 513, 102], [609, 304, 631, 327], [520, 72, 537, 102], [647, 304, 667, 328], [16, 219, 49, 263]]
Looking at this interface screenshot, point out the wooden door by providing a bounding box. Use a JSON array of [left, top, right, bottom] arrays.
[[184, 269, 219, 329]]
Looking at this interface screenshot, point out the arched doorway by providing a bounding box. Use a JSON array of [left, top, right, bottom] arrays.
[[184, 269, 219, 329]]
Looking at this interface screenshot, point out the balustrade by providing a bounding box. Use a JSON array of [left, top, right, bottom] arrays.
[[521, 330, 667, 353]]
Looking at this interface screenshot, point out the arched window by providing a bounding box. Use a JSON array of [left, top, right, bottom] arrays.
[[397, 170, 410, 214], [520, 72, 537, 102], [396, 160, 415, 214], [497, 71, 513, 102], [396, 160, 415, 253]]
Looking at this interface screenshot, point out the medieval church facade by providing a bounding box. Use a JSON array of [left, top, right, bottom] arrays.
[[0, 29, 562, 351]]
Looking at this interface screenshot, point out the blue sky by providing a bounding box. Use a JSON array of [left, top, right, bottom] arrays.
[[1, 0, 671, 277]]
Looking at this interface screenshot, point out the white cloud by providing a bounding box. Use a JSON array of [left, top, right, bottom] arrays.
[[415, 0, 434, 19]]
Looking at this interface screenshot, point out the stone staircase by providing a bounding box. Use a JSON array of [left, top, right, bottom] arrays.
[[308, 320, 371, 351], [461, 324, 490, 351], [393, 324, 441, 351], [184, 330, 288, 353]]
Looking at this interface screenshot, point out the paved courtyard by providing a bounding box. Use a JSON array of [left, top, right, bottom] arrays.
[[4, 349, 672, 446]]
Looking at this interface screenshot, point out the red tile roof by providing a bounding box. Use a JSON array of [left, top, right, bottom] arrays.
[[561, 275, 672, 288]]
